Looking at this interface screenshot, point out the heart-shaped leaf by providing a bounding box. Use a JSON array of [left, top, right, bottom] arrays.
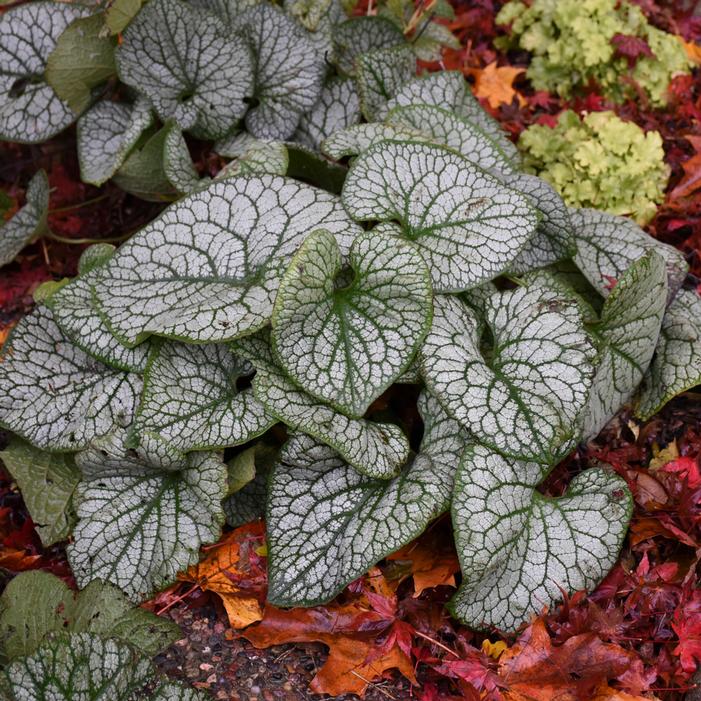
[[237, 3, 325, 139], [422, 289, 596, 462], [116, 0, 253, 139], [581, 251, 667, 439], [67, 430, 226, 601], [0, 1, 89, 143], [571, 208, 687, 304], [272, 228, 433, 416], [0, 169, 49, 267], [0, 306, 141, 451], [266, 390, 469, 605], [0, 440, 79, 547], [133, 340, 275, 453], [342, 141, 537, 291], [234, 330, 410, 478], [637, 288, 701, 420], [294, 77, 360, 150], [93, 176, 361, 345], [77, 98, 153, 187], [332, 16, 405, 75], [449, 444, 632, 631]]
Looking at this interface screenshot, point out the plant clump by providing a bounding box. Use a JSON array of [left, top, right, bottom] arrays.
[[518, 109, 669, 224]]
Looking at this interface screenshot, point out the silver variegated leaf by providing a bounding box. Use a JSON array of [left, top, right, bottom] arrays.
[[342, 141, 537, 291], [355, 45, 416, 121], [215, 133, 289, 177], [162, 122, 203, 194], [0, 2, 89, 143], [133, 340, 275, 453], [238, 3, 325, 140], [116, 0, 253, 139], [151, 682, 211, 701], [93, 176, 362, 345], [571, 208, 687, 304], [637, 288, 701, 420], [77, 99, 153, 187], [294, 77, 361, 151], [0, 440, 79, 547], [450, 444, 632, 631], [67, 430, 227, 601], [0, 170, 49, 267], [321, 122, 428, 160], [272, 229, 433, 416], [235, 331, 410, 478], [190, 0, 260, 24], [422, 290, 596, 462], [581, 251, 667, 439], [332, 16, 405, 75], [266, 390, 469, 605], [0, 307, 141, 451], [385, 104, 515, 173]]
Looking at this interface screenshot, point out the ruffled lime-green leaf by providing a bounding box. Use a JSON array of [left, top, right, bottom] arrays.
[[0, 440, 79, 547], [332, 16, 405, 75], [0, 169, 49, 267], [133, 340, 275, 453], [342, 141, 537, 291], [571, 208, 687, 304], [321, 122, 427, 160], [67, 430, 226, 601], [237, 3, 325, 140], [450, 445, 632, 631], [422, 289, 596, 462], [77, 98, 153, 187], [45, 14, 117, 115], [234, 330, 410, 478], [0, 2, 90, 143], [581, 251, 667, 439], [93, 176, 361, 345], [272, 229, 433, 416], [0, 307, 141, 451], [0, 571, 179, 663], [266, 390, 469, 606], [637, 288, 701, 420], [116, 0, 253, 139]]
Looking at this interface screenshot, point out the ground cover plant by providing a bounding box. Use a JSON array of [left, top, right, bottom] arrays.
[[1, 0, 701, 699]]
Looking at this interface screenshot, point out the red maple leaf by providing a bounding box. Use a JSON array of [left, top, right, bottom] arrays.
[[672, 586, 701, 675], [612, 34, 655, 66]]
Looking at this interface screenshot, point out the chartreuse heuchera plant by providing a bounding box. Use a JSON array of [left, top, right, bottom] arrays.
[[1, 0, 701, 694], [496, 0, 691, 106], [519, 110, 669, 225]]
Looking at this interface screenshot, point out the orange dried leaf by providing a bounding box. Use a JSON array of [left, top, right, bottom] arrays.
[[0, 547, 42, 572], [387, 538, 459, 596], [682, 38, 701, 65], [470, 61, 526, 109], [670, 136, 701, 200]]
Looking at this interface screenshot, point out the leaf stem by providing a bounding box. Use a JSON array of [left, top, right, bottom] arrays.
[[49, 193, 111, 213]]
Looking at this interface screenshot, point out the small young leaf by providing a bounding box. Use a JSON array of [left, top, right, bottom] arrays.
[[332, 16, 405, 75], [162, 122, 202, 194], [581, 251, 667, 439], [342, 141, 537, 291], [285, 0, 332, 31], [77, 98, 153, 186], [0, 306, 141, 451], [45, 14, 117, 115], [134, 340, 275, 453], [0, 2, 90, 143], [266, 390, 469, 606], [93, 176, 361, 345], [449, 445, 632, 632], [104, 0, 146, 35], [422, 290, 596, 463], [0, 440, 80, 547], [355, 45, 416, 120], [237, 3, 325, 140], [321, 122, 427, 160], [0, 170, 49, 267], [223, 443, 276, 527], [272, 229, 433, 417], [116, 0, 254, 139], [571, 208, 687, 304], [637, 288, 701, 420], [67, 430, 227, 601], [226, 445, 257, 496], [215, 133, 289, 177]]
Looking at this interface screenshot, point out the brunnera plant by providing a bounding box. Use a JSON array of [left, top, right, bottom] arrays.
[[0, 0, 700, 692]]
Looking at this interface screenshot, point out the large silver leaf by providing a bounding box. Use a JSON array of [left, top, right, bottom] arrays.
[[0, 306, 141, 451], [581, 251, 667, 439], [0, 2, 89, 143], [332, 16, 405, 75], [342, 141, 537, 291], [116, 0, 253, 139], [450, 445, 631, 631], [321, 122, 428, 160], [422, 290, 596, 462], [266, 391, 469, 605], [93, 176, 362, 345], [271, 229, 433, 416]]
